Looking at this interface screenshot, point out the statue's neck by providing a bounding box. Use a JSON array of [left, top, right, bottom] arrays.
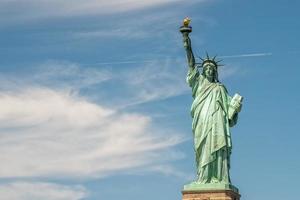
[[206, 76, 214, 83]]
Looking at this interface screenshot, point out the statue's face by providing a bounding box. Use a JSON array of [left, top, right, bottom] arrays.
[[204, 64, 215, 79]]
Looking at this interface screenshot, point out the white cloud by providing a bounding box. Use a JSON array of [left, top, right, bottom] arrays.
[[0, 87, 184, 178], [0, 182, 87, 200], [0, 0, 185, 23]]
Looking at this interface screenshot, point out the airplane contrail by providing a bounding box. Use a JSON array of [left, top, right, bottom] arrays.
[[82, 52, 273, 66], [219, 52, 272, 59]]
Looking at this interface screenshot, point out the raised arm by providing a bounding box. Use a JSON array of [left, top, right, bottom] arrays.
[[182, 32, 196, 69], [180, 18, 200, 90]]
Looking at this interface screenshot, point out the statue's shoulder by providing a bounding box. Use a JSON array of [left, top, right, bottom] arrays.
[[216, 82, 228, 92], [215, 81, 224, 87]]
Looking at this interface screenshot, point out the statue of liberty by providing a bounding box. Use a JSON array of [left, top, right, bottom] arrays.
[[180, 18, 243, 191]]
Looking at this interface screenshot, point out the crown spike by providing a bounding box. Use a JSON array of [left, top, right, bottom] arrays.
[[212, 55, 217, 61], [206, 52, 210, 60], [195, 53, 205, 62]]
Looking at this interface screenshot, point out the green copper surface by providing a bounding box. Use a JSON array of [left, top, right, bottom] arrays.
[[180, 21, 243, 189]]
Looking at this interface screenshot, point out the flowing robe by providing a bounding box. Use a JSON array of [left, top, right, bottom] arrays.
[[187, 67, 238, 184]]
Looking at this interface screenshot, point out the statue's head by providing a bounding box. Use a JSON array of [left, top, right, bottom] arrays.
[[202, 62, 218, 82], [199, 54, 221, 82]]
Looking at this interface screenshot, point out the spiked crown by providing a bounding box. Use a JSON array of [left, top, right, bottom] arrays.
[[197, 52, 223, 69]]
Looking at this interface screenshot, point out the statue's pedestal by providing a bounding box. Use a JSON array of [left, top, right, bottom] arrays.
[[182, 183, 240, 200], [182, 190, 240, 200]]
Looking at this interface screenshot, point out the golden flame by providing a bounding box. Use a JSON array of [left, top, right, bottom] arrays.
[[183, 17, 191, 27]]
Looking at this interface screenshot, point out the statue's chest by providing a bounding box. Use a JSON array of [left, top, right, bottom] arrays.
[[196, 82, 221, 97]]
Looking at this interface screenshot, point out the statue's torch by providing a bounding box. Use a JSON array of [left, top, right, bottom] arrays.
[[180, 17, 192, 50], [179, 17, 192, 34]]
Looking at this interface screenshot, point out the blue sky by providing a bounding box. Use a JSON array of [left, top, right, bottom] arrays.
[[0, 0, 300, 199]]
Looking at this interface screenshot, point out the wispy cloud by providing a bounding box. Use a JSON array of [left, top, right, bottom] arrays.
[[0, 0, 185, 23], [0, 87, 184, 178], [72, 8, 188, 40], [35, 60, 111, 89], [0, 60, 111, 92], [113, 58, 189, 108], [0, 181, 87, 200], [0, 59, 188, 108]]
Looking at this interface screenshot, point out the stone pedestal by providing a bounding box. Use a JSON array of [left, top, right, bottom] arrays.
[[182, 182, 240, 200], [182, 190, 241, 200]]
